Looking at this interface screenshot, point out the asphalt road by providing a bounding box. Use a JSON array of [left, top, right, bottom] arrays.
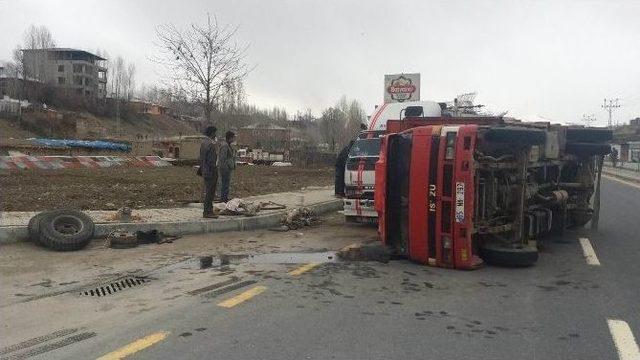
[[2, 177, 639, 360]]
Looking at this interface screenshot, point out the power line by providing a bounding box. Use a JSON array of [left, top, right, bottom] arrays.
[[602, 98, 621, 128]]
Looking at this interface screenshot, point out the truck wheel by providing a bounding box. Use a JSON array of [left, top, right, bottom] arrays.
[[565, 142, 611, 156], [566, 128, 613, 143], [37, 210, 95, 251], [27, 212, 48, 242], [479, 242, 538, 267], [484, 127, 546, 145], [567, 209, 592, 228]]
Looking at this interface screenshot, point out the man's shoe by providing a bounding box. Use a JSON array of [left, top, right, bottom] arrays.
[[203, 213, 219, 219]]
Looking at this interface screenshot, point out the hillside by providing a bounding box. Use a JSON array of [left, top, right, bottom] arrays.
[[0, 110, 200, 141]]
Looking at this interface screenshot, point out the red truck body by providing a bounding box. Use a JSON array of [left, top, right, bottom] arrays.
[[375, 117, 612, 269]]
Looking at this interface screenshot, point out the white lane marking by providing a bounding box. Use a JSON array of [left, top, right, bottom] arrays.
[[579, 237, 601, 266], [607, 319, 640, 360], [603, 174, 640, 190]]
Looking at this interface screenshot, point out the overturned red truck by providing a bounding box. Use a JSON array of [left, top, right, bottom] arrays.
[[374, 114, 612, 269]]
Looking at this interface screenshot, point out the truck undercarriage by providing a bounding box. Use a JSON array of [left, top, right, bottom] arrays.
[[375, 117, 612, 269]]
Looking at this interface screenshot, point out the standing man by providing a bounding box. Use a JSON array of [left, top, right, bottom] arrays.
[[218, 131, 237, 203], [335, 139, 354, 197], [199, 126, 218, 218]]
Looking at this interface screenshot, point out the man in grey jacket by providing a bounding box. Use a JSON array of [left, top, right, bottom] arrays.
[[199, 126, 218, 218], [218, 131, 237, 202]]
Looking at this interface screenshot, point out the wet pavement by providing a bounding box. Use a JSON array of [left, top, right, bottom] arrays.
[[0, 178, 639, 359]]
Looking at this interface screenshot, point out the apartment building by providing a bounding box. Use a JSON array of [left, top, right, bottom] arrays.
[[22, 48, 107, 98]]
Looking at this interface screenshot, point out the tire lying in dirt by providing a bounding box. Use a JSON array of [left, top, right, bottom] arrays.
[[483, 127, 546, 145], [565, 142, 611, 156], [27, 212, 48, 242], [479, 241, 538, 267], [566, 128, 613, 143], [37, 209, 95, 251]]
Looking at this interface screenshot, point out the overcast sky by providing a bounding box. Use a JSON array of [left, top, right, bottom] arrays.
[[0, 0, 638, 125]]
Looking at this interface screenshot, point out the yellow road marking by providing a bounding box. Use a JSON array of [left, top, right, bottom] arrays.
[[97, 331, 168, 360], [603, 174, 640, 190], [217, 286, 267, 308], [608, 319, 640, 360], [579, 237, 601, 266], [288, 263, 320, 276]]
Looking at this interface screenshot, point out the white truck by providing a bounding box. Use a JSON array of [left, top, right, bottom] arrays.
[[343, 101, 442, 222]]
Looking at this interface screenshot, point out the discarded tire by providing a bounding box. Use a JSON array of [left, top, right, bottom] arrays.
[[27, 212, 48, 242], [566, 128, 613, 143], [565, 142, 611, 156], [483, 127, 546, 145], [37, 210, 95, 251], [479, 242, 538, 267]]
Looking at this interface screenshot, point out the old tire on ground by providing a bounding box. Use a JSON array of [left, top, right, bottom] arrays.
[[566, 128, 613, 143], [479, 242, 538, 267], [483, 127, 546, 145], [27, 211, 48, 242], [565, 142, 611, 156], [37, 209, 94, 251]]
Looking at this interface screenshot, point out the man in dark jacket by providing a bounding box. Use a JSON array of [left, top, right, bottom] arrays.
[[199, 126, 218, 218], [218, 131, 237, 202], [335, 140, 354, 197]]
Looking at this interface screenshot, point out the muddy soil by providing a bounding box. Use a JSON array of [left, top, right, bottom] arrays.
[[0, 165, 333, 211]]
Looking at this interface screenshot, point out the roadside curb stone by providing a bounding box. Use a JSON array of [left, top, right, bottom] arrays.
[[0, 199, 342, 244]]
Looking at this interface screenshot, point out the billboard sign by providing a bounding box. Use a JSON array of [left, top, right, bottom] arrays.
[[384, 73, 420, 103]]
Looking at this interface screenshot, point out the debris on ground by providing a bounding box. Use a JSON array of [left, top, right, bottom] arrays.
[[213, 199, 287, 217], [271, 207, 320, 231], [106, 229, 181, 249], [106, 230, 138, 249], [336, 243, 394, 263], [28, 209, 95, 251], [214, 198, 261, 216], [105, 207, 144, 222]]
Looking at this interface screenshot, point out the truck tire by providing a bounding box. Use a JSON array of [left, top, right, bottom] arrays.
[[484, 127, 546, 145], [565, 142, 611, 156], [27, 212, 48, 242], [37, 210, 95, 251], [479, 242, 538, 267], [566, 128, 613, 143]]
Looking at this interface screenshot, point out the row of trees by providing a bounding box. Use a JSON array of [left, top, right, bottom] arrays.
[[319, 96, 367, 152]]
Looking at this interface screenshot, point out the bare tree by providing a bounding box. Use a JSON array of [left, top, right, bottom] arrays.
[[21, 25, 57, 81], [154, 13, 251, 123], [6, 24, 56, 99], [126, 63, 136, 100], [319, 107, 347, 152], [23, 24, 56, 50], [319, 96, 366, 151]]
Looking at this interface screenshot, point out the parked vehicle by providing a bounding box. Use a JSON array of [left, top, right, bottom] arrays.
[[342, 101, 442, 222]]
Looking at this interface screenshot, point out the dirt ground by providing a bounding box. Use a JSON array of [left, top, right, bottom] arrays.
[[0, 165, 334, 211]]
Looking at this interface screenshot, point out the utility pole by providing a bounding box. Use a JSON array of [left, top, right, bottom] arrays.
[[602, 98, 621, 128], [581, 113, 596, 127]]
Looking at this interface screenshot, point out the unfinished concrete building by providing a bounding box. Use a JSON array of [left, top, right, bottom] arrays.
[[22, 48, 107, 98]]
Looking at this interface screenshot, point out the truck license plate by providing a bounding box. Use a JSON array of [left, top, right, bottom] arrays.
[[455, 182, 465, 223]]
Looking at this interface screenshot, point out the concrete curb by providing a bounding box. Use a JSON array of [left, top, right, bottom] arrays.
[[0, 199, 342, 245]]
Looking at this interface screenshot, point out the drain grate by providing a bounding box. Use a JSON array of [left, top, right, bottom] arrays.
[[80, 276, 148, 297]]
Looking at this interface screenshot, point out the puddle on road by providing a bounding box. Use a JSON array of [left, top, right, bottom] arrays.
[[148, 251, 339, 273], [235, 251, 338, 264]]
